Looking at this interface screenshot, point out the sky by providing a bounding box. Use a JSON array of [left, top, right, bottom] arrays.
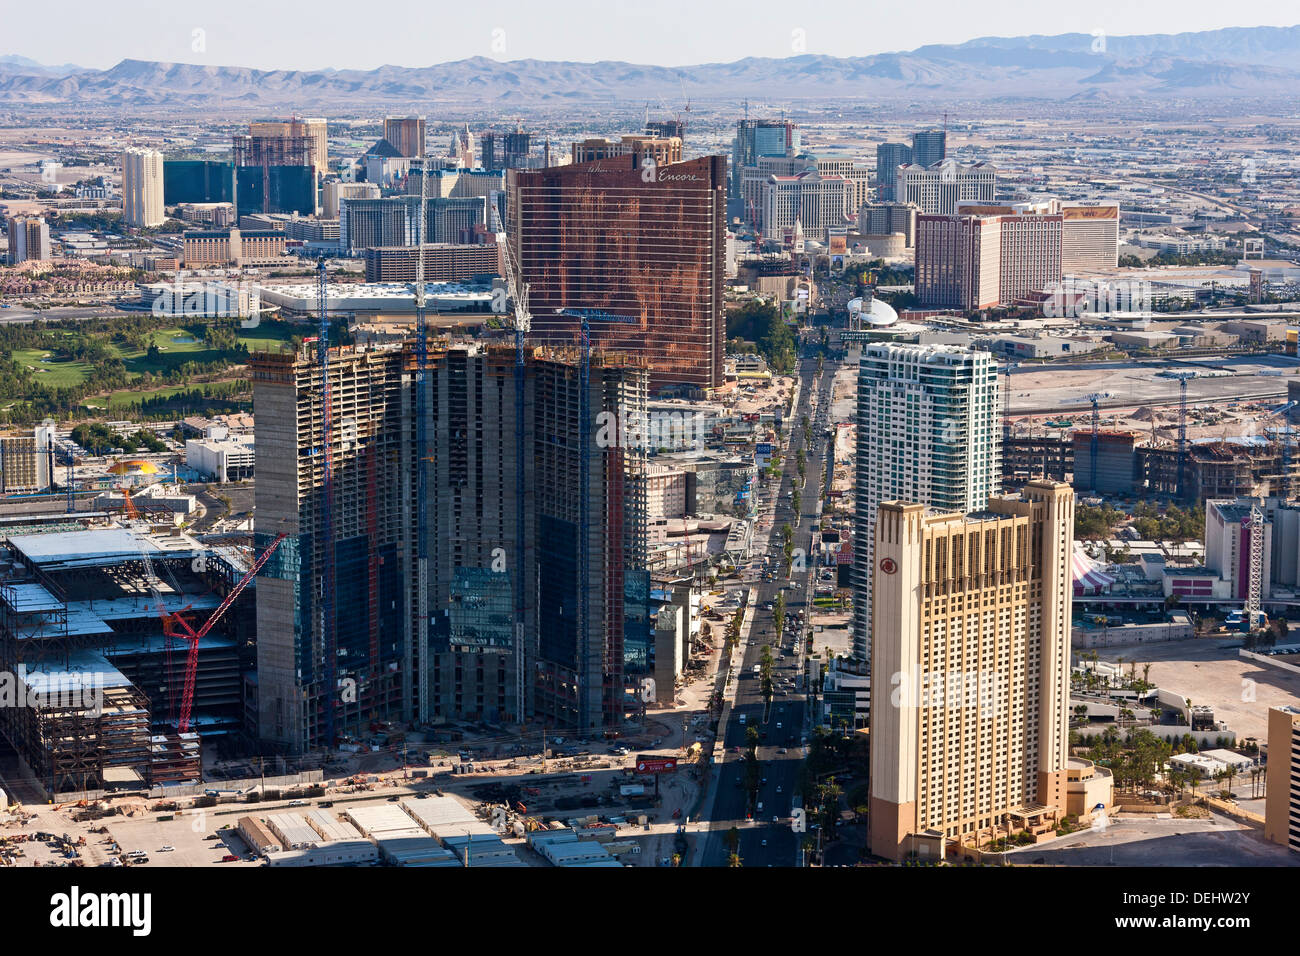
[[4, 0, 1298, 72]]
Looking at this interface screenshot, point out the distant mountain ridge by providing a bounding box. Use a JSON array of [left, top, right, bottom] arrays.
[[1, 24, 1298, 107]]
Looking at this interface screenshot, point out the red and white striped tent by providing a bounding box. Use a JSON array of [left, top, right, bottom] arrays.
[[1072, 544, 1116, 597]]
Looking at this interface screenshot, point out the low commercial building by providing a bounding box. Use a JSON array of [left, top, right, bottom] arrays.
[[237, 815, 281, 855], [1065, 757, 1113, 821], [266, 839, 378, 866], [186, 435, 255, 482], [266, 812, 321, 850]]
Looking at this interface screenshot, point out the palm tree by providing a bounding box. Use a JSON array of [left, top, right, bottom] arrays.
[[728, 852, 743, 867]]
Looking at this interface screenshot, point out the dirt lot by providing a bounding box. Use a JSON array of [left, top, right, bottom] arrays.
[[1095, 637, 1300, 741]]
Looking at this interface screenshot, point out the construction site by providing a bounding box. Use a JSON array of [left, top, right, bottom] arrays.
[[0, 518, 263, 795], [1003, 372, 1300, 502]]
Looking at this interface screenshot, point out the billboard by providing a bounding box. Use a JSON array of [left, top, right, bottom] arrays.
[[635, 756, 678, 774]]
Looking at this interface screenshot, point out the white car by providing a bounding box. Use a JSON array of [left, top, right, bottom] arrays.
[[158, 845, 175, 853]]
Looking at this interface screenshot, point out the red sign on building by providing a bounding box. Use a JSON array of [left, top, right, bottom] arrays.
[[635, 756, 678, 774]]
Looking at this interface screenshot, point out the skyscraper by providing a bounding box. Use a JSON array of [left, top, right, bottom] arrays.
[[911, 129, 947, 170], [852, 344, 1002, 663], [508, 154, 727, 394], [1264, 705, 1300, 854], [121, 147, 165, 227], [1061, 203, 1120, 273], [875, 142, 913, 202], [232, 121, 319, 215], [247, 118, 328, 177], [384, 116, 426, 159], [252, 340, 649, 749], [252, 344, 415, 753], [760, 169, 852, 237], [915, 202, 1063, 310], [868, 481, 1075, 862], [4, 215, 50, 264], [732, 119, 798, 194]]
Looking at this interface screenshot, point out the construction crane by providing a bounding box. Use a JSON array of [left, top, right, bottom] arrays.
[[316, 257, 339, 747], [496, 230, 530, 722], [120, 486, 180, 724], [578, 316, 591, 735], [1078, 392, 1112, 493], [165, 533, 288, 733], [1167, 371, 1198, 501], [1243, 504, 1266, 632], [413, 161, 431, 724]]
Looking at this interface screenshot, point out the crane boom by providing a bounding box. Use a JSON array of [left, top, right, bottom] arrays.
[[167, 533, 288, 733]]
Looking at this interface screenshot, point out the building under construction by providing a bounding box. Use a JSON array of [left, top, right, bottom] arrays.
[[0, 527, 248, 793], [251, 340, 649, 752], [251, 345, 415, 755], [1002, 428, 1299, 505]]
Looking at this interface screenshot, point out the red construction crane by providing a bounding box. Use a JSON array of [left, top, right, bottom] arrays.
[[165, 533, 287, 733]]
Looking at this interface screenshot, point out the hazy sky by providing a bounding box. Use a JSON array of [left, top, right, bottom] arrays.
[[5, 0, 1298, 71]]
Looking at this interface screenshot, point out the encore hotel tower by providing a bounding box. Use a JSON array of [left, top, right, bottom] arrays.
[[507, 154, 726, 394]]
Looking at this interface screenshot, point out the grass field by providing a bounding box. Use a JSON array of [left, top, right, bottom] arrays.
[[12, 348, 96, 387], [12, 322, 298, 405]]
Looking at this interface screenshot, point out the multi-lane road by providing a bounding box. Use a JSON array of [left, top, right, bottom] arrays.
[[702, 347, 840, 867]]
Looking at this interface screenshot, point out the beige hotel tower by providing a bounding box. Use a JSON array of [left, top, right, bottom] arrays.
[[868, 480, 1074, 862]]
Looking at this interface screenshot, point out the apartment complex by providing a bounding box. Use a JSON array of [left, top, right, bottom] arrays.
[[852, 344, 1002, 663], [916, 202, 1063, 310], [121, 147, 166, 227], [0, 429, 52, 492], [869, 481, 1075, 861], [508, 154, 726, 394], [384, 116, 426, 158], [1264, 705, 1300, 854], [897, 161, 997, 215], [4, 215, 50, 263]]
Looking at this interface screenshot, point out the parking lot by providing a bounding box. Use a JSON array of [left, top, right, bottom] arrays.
[[1006, 813, 1293, 866]]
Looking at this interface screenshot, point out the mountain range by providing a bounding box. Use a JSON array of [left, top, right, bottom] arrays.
[[1, 25, 1297, 108]]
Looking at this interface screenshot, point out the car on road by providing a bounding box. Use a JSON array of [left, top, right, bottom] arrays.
[[761, 839, 768, 847]]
